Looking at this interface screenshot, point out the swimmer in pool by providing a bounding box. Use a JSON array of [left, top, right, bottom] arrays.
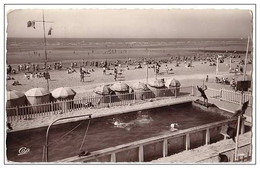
[[170, 123, 179, 131]]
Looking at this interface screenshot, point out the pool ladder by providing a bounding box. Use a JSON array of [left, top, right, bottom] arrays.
[[42, 114, 92, 162]]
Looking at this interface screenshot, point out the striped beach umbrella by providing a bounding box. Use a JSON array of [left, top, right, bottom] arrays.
[[110, 82, 129, 92], [165, 78, 181, 88], [93, 85, 111, 95], [7, 90, 25, 100], [6, 90, 27, 108], [25, 87, 50, 97], [132, 82, 149, 91], [51, 87, 76, 99], [148, 79, 165, 88]]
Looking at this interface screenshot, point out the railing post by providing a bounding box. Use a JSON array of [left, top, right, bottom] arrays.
[[138, 145, 144, 162], [186, 134, 190, 150], [110, 153, 116, 162], [163, 139, 168, 157], [15, 106, 19, 116], [241, 119, 245, 134], [175, 86, 177, 98], [191, 84, 194, 96], [206, 128, 210, 145], [109, 94, 112, 107], [133, 92, 136, 104], [219, 88, 222, 101], [240, 91, 244, 105]]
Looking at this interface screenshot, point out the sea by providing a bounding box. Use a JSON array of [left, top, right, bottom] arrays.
[[7, 37, 249, 52], [6, 37, 250, 64]]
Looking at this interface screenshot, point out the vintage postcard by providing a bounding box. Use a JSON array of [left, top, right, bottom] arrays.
[[4, 5, 255, 164]]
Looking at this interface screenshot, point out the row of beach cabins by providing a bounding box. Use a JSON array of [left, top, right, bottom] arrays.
[[6, 78, 182, 120]]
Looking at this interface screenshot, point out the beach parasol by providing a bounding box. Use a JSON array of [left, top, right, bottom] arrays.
[[148, 79, 165, 88], [93, 85, 111, 95], [51, 87, 76, 99], [25, 87, 50, 97], [165, 78, 181, 88], [110, 82, 129, 92], [7, 90, 25, 101], [6, 90, 27, 108], [132, 82, 149, 91]]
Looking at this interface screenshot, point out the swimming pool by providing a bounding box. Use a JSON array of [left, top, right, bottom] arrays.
[[6, 102, 229, 162]]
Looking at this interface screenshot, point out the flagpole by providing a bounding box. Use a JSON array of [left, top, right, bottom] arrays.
[[216, 55, 219, 74], [146, 50, 149, 83], [42, 10, 50, 91], [243, 36, 250, 81]]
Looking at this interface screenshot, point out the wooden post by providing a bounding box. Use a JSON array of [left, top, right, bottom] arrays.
[[216, 56, 219, 74], [206, 128, 210, 145], [191, 84, 194, 96], [133, 91, 136, 104], [219, 88, 222, 101], [110, 153, 116, 162], [235, 115, 241, 161], [163, 139, 168, 157], [243, 36, 250, 81], [240, 91, 244, 105], [186, 134, 190, 150], [146, 64, 148, 84], [138, 145, 144, 162], [109, 94, 112, 106], [15, 106, 18, 116], [230, 56, 232, 71], [175, 86, 177, 98], [241, 119, 245, 134]]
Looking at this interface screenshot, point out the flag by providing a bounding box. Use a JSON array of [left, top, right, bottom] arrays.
[[27, 21, 36, 29], [48, 27, 53, 35]]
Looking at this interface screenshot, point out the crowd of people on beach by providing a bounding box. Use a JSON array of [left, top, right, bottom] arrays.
[[7, 51, 251, 89]]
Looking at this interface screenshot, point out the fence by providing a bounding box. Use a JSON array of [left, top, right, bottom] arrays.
[[6, 86, 192, 122], [193, 86, 253, 107], [59, 117, 244, 162]]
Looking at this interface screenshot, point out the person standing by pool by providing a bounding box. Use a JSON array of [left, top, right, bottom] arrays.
[[206, 75, 209, 82]]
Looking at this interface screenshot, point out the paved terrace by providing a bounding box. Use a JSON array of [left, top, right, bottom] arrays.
[[7, 94, 253, 133], [152, 132, 252, 163], [8, 96, 193, 132]]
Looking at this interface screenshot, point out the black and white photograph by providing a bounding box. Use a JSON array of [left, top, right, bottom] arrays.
[[3, 4, 255, 165]]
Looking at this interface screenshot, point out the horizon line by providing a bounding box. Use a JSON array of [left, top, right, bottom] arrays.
[[7, 37, 248, 39]]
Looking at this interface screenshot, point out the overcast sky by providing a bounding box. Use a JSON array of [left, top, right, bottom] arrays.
[[6, 9, 252, 38]]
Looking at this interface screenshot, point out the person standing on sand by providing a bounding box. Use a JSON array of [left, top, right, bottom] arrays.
[[80, 67, 85, 82], [114, 68, 118, 81], [103, 67, 106, 75]]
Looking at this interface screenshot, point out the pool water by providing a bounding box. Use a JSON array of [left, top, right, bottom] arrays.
[[6, 102, 226, 162]]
